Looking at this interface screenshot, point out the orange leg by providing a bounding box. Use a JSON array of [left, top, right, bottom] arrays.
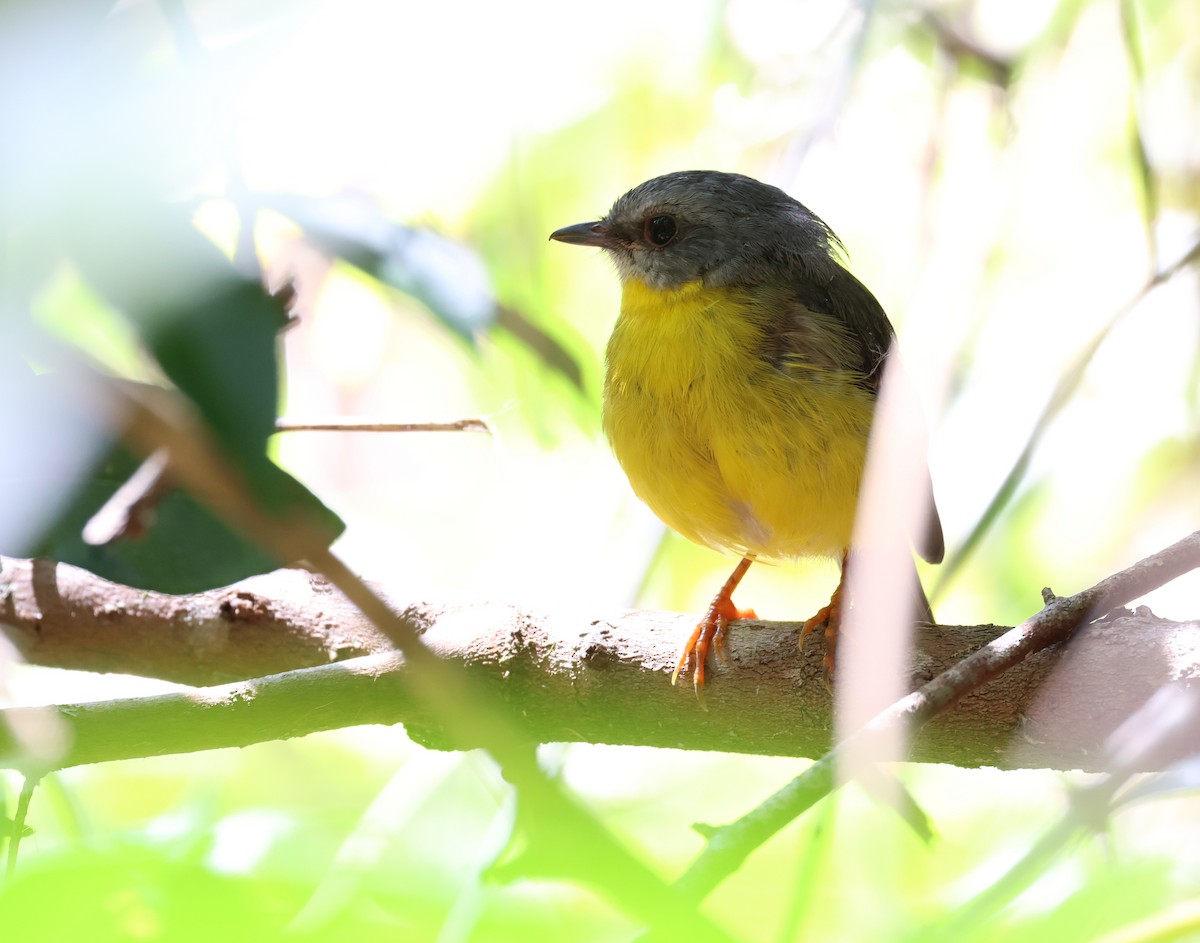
[[672, 555, 758, 691], [801, 551, 850, 678]]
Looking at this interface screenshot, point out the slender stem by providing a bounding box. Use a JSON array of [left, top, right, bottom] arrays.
[[5, 775, 38, 879], [275, 418, 490, 434], [675, 529, 1200, 902]]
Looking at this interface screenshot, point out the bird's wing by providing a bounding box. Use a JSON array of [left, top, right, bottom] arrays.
[[817, 262, 896, 392], [761, 259, 945, 565]]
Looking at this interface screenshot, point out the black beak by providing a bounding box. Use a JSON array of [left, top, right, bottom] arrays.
[[549, 220, 613, 248]]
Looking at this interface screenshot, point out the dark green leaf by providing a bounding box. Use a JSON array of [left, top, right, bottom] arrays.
[[24, 439, 342, 594], [63, 190, 334, 525]]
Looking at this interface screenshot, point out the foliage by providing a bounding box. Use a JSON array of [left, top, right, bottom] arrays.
[[1, 0, 1199, 941]]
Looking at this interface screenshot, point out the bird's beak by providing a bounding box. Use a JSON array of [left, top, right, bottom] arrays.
[[549, 220, 612, 248]]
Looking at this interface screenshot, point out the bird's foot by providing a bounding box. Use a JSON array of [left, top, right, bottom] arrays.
[[672, 592, 758, 693], [801, 575, 846, 683]]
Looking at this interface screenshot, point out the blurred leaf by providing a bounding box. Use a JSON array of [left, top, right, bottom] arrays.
[[3, 0, 296, 527], [67, 196, 283, 468], [60, 189, 342, 544], [1131, 436, 1200, 521], [261, 191, 584, 390], [146, 276, 286, 462], [0, 818, 34, 840], [25, 438, 342, 594], [970, 858, 1174, 943], [31, 264, 161, 382], [0, 844, 298, 943], [265, 191, 492, 334]]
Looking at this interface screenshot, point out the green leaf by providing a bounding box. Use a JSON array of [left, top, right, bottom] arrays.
[[65, 192, 293, 507], [145, 275, 283, 466], [26, 439, 342, 594], [262, 191, 583, 389]]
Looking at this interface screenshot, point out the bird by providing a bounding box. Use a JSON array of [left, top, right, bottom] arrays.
[[549, 170, 942, 690]]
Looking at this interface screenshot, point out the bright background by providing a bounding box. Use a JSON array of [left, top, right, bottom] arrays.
[[3, 0, 1199, 940]]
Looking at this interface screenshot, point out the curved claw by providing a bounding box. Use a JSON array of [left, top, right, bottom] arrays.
[[800, 561, 847, 681], [672, 592, 757, 691], [671, 619, 709, 687], [671, 613, 723, 690]]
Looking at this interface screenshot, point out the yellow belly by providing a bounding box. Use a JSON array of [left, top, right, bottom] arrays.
[[602, 278, 874, 561]]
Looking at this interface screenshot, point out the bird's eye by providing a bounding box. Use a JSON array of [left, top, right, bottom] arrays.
[[644, 215, 677, 247]]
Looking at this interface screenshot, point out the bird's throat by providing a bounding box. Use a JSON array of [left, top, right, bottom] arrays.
[[619, 277, 714, 320]]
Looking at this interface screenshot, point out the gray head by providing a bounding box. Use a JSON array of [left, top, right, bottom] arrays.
[[549, 170, 842, 290]]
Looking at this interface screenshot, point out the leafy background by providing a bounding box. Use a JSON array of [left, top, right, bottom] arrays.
[[2, 0, 1199, 940]]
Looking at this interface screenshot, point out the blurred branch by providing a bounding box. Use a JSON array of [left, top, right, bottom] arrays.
[[81, 449, 171, 545], [1118, 0, 1160, 271], [1090, 900, 1200, 943], [2, 537, 1199, 772], [670, 528, 1200, 906], [933, 236, 1200, 601], [919, 10, 1016, 89], [79, 377, 735, 943], [3, 775, 37, 880]]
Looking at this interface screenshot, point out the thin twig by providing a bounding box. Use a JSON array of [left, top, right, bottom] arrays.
[[81, 449, 171, 545], [275, 418, 490, 434], [673, 529, 1200, 904], [5, 775, 38, 879], [933, 238, 1200, 601], [921, 10, 1015, 88]]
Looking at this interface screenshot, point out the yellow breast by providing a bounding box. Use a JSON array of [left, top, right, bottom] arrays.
[[602, 278, 874, 561]]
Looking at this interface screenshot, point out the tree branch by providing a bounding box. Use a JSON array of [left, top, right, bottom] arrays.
[[670, 527, 1200, 904], [0, 557, 394, 683], [12, 380, 739, 942], [3, 531, 1199, 773]]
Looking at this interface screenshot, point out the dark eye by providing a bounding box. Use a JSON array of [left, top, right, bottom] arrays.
[[644, 215, 677, 247]]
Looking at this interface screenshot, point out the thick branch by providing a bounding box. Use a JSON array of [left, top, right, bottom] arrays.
[[2, 555, 1199, 772], [0, 557, 394, 683]]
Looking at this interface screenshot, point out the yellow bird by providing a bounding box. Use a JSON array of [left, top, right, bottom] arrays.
[[551, 170, 942, 689]]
